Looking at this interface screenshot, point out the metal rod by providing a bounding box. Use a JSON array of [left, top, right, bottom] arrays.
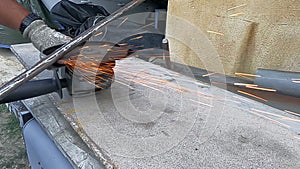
[[0, 0, 145, 101]]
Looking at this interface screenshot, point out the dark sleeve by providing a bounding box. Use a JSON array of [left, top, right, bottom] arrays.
[[50, 0, 110, 37]]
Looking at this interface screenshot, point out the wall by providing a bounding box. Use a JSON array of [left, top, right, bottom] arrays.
[[166, 0, 300, 75]]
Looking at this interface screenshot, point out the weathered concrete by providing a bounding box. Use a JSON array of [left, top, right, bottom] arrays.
[[166, 0, 300, 75], [0, 49, 25, 85], [10, 44, 112, 169], [70, 58, 300, 169], [9, 43, 300, 169]]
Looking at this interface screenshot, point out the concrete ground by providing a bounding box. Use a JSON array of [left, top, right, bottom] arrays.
[[8, 43, 300, 169], [0, 104, 29, 169], [0, 49, 25, 85], [0, 49, 29, 169], [70, 58, 300, 169]]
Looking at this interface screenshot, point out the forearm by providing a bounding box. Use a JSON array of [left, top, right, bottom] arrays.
[[0, 0, 30, 30]]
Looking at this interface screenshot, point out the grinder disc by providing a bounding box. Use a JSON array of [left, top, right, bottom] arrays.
[[57, 41, 130, 94]]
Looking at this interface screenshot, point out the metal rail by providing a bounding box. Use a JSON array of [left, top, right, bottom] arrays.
[[0, 0, 145, 101]]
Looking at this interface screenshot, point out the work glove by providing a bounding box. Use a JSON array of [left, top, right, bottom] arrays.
[[22, 19, 72, 54]]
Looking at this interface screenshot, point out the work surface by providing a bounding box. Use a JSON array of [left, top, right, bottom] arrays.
[[10, 43, 300, 169]]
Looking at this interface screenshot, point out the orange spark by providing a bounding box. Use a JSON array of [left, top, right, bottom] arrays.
[[246, 86, 277, 92], [94, 31, 103, 37], [117, 17, 128, 28], [282, 117, 300, 123], [175, 78, 210, 88], [190, 99, 213, 108], [234, 83, 258, 87], [137, 22, 155, 30], [98, 43, 111, 48], [207, 30, 224, 36], [118, 43, 128, 46], [131, 79, 164, 93], [128, 31, 149, 37], [235, 72, 261, 78], [251, 109, 300, 123], [130, 36, 144, 41], [188, 89, 214, 99], [250, 108, 284, 118], [229, 12, 245, 17], [202, 72, 216, 77], [249, 110, 291, 128], [115, 80, 135, 89], [284, 110, 300, 117], [237, 90, 268, 102], [227, 4, 247, 11], [58, 55, 115, 89], [80, 46, 90, 50], [138, 55, 168, 59]]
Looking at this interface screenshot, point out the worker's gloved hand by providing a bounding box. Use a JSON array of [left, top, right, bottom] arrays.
[[22, 19, 72, 54]]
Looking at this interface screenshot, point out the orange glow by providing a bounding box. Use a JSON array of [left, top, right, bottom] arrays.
[[94, 31, 103, 37], [284, 110, 300, 117], [227, 4, 247, 11], [249, 110, 290, 128], [117, 17, 129, 28], [235, 72, 261, 78], [292, 80, 300, 83], [130, 36, 144, 41], [207, 30, 224, 36], [237, 90, 268, 102], [137, 22, 155, 30], [229, 12, 245, 17], [190, 99, 213, 108], [282, 117, 300, 123], [245, 86, 277, 92], [234, 83, 258, 87], [251, 108, 283, 118], [115, 80, 135, 89], [202, 72, 216, 77]]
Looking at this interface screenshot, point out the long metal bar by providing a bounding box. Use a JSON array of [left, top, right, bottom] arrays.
[[0, 0, 145, 101]]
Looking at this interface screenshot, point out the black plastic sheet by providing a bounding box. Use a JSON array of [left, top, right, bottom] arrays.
[[51, 0, 110, 37]]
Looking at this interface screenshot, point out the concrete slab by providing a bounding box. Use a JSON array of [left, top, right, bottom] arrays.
[[0, 48, 25, 85], [10, 43, 300, 169], [10, 44, 109, 169], [69, 58, 300, 169]]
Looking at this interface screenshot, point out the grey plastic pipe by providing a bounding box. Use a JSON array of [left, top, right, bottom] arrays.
[[255, 69, 300, 98]]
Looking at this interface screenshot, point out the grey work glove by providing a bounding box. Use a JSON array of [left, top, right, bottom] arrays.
[[23, 20, 72, 54]]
